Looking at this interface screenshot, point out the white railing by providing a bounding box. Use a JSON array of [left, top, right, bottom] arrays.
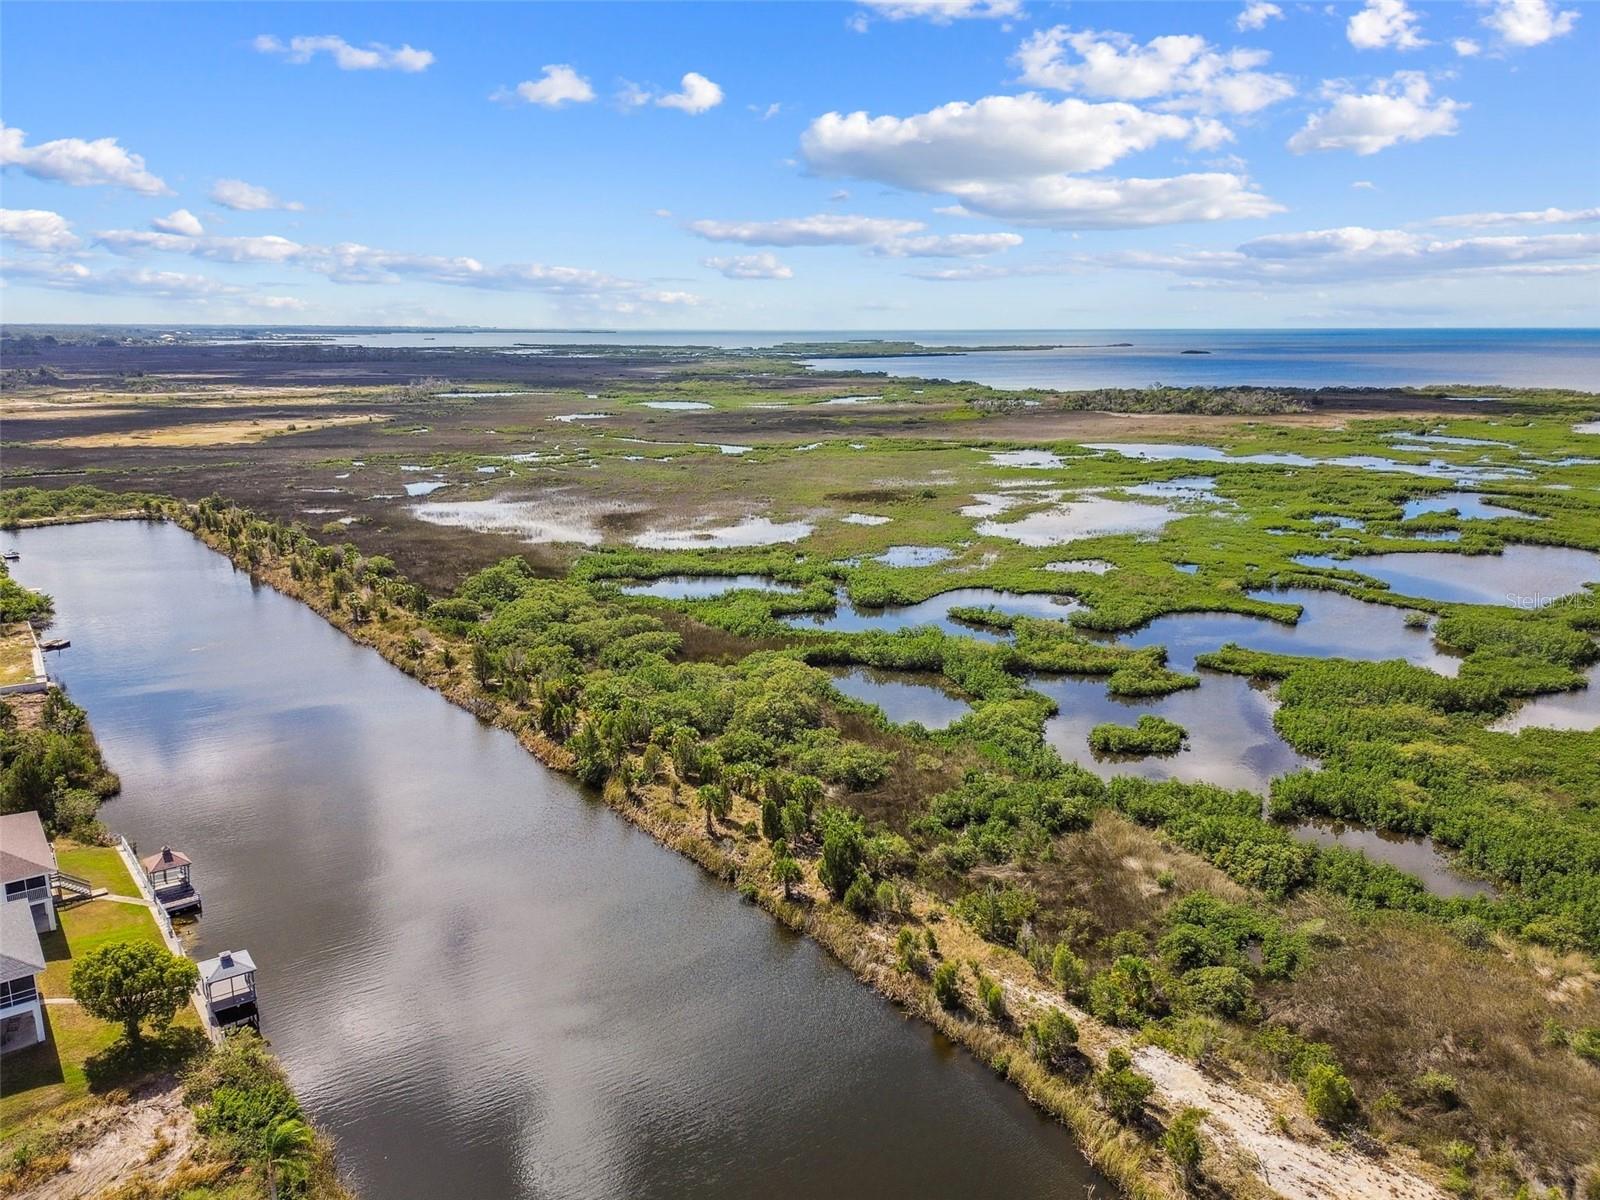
[[112, 834, 218, 1041]]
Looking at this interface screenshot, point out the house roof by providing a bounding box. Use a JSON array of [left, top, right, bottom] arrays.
[[1, 899, 45, 984], [198, 949, 256, 985], [0, 811, 54, 882], [141, 846, 192, 872]]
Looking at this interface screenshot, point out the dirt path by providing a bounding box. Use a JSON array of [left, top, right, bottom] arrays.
[[1133, 1047, 1447, 1200], [17, 1081, 196, 1200]]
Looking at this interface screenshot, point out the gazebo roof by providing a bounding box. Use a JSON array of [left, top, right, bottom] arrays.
[[198, 949, 256, 985], [1, 899, 46, 984], [141, 845, 192, 872]]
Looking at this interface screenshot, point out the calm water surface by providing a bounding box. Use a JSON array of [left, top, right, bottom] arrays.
[[6, 521, 1105, 1200], [1292, 544, 1600, 605]]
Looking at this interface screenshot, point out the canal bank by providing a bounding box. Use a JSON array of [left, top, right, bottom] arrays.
[[6, 518, 1131, 1200]]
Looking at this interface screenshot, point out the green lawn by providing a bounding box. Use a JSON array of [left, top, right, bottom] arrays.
[[0, 1006, 204, 1135], [40, 899, 167, 997], [54, 840, 139, 897], [0, 623, 35, 687], [2, 894, 201, 1136]]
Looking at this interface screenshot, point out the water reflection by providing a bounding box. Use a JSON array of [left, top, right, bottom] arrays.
[[1490, 665, 1600, 732], [1288, 820, 1494, 898], [621, 575, 803, 600], [829, 667, 971, 729], [1400, 492, 1534, 521], [1292, 544, 1600, 605], [1034, 671, 1313, 793], [1117, 588, 1460, 674], [787, 588, 1081, 640]]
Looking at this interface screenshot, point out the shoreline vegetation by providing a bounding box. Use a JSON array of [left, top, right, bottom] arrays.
[[5, 496, 1505, 1200], [0, 570, 349, 1200]]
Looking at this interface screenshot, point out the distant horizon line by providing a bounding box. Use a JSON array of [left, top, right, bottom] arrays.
[[4, 323, 1598, 334]]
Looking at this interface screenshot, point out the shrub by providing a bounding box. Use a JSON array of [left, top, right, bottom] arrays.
[[1089, 715, 1188, 756], [974, 969, 1008, 1021], [1050, 944, 1087, 997], [1303, 1063, 1358, 1126], [842, 870, 876, 915], [1025, 1009, 1079, 1069], [932, 960, 962, 1009], [1162, 1107, 1207, 1189], [894, 927, 925, 974], [1096, 1051, 1156, 1123], [954, 885, 1038, 948], [817, 807, 866, 899], [1180, 966, 1255, 1018]]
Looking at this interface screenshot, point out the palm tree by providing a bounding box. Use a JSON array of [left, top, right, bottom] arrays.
[[262, 1117, 315, 1200]]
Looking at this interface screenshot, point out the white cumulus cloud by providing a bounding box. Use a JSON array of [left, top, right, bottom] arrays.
[[937, 173, 1284, 229], [0, 123, 169, 195], [657, 72, 724, 114], [500, 65, 596, 108], [1347, 0, 1428, 50], [702, 253, 793, 279], [1452, 38, 1482, 56], [1235, 2, 1283, 32], [856, 0, 1021, 23], [1014, 27, 1294, 115], [0, 208, 80, 252], [210, 178, 305, 212], [253, 34, 434, 72], [151, 209, 205, 236], [1288, 73, 1462, 156], [1481, 0, 1579, 47], [801, 94, 1279, 230]]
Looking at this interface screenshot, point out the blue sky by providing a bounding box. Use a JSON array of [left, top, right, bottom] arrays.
[[1, 0, 1595, 328]]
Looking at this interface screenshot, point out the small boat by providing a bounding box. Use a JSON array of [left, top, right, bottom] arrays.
[[40, 638, 70, 652], [1, 551, 19, 562]]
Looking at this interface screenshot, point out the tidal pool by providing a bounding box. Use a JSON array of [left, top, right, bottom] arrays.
[[829, 667, 971, 729], [872, 545, 953, 567], [1400, 492, 1534, 521], [1083, 442, 1529, 483], [632, 516, 813, 550], [411, 495, 641, 545], [1124, 476, 1221, 502], [787, 588, 1081, 641], [1490, 665, 1600, 732], [976, 496, 1179, 546], [1287, 820, 1494, 898], [1043, 559, 1115, 574], [1575, 421, 1600, 435], [1292, 544, 1600, 606], [639, 401, 713, 411], [552, 412, 610, 422], [843, 513, 893, 526], [988, 450, 1064, 469], [621, 575, 804, 600], [7, 521, 1106, 1200], [1113, 589, 1460, 674], [403, 481, 448, 497], [1035, 671, 1313, 793]]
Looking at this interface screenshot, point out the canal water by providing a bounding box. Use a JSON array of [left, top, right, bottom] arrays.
[[6, 521, 1106, 1200]]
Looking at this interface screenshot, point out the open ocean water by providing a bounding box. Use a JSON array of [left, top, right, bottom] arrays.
[[213, 327, 1599, 390]]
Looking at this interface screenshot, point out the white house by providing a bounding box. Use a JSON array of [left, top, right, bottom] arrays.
[[1, 897, 47, 1050], [1, 811, 58, 932]]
